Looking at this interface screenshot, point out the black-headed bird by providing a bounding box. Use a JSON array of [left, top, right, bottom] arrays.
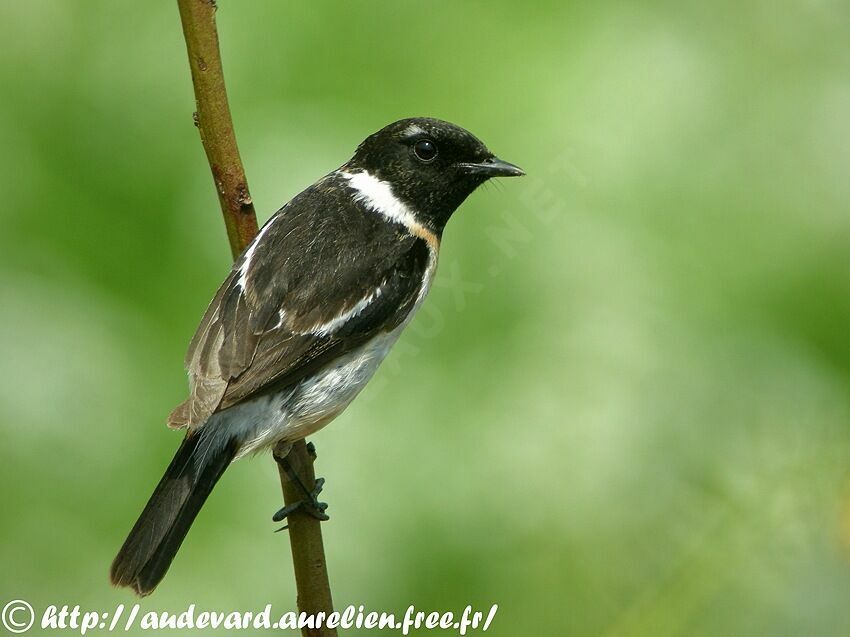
[[110, 117, 523, 596]]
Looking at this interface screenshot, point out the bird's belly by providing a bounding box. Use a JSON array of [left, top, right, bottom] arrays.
[[224, 329, 403, 458]]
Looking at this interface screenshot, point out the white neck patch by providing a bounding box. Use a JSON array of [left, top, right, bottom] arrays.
[[340, 170, 422, 232], [339, 169, 441, 308]]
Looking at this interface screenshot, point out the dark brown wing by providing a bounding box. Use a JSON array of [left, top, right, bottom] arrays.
[[217, 254, 428, 409], [168, 175, 432, 429]]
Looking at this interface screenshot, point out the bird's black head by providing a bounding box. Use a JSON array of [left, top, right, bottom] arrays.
[[344, 117, 524, 232]]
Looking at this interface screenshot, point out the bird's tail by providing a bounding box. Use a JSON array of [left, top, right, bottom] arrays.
[[109, 432, 237, 596]]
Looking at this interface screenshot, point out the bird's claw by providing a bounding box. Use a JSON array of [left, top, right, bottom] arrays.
[[272, 476, 329, 531]]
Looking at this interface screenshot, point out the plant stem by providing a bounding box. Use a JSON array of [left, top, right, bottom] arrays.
[[277, 440, 336, 636], [177, 0, 258, 259], [176, 2, 336, 634]]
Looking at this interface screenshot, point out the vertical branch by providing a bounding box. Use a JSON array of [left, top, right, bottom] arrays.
[[176, 2, 337, 635], [177, 0, 258, 258], [277, 440, 336, 633]]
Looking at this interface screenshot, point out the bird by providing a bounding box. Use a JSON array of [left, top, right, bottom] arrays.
[[109, 117, 524, 596]]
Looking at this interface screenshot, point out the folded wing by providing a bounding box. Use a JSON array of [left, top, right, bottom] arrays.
[[168, 178, 431, 429]]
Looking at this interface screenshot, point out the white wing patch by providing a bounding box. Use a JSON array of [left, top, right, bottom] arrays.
[[308, 287, 383, 336], [237, 215, 277, 290]]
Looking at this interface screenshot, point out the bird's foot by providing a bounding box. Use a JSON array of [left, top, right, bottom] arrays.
[[272, 444, 329, 531], [273, 477, 329, 530]]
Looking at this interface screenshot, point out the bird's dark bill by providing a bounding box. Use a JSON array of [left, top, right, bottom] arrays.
[[458, 157, 525, 178]]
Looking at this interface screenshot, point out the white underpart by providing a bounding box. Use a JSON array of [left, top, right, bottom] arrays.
[[237, 216, 276, 289], [219, 328, 405, 457], [308, 287, 383, 336], [218, 246, 439, 458], [340, 170, 423, 234]]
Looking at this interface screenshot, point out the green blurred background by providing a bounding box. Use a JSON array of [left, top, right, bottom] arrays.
[[2, 1, 850, 635]]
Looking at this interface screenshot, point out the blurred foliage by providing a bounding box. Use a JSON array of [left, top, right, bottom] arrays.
[[1, 1, 849, 635]]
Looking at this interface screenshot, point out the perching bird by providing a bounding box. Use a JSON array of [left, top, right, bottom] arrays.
[[110, 117, 523, 596]]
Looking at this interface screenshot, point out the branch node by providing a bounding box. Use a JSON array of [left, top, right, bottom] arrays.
[[236, 183, 253, 208]]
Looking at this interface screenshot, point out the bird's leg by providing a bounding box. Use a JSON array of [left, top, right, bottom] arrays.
[[272, 443, 329, 530]]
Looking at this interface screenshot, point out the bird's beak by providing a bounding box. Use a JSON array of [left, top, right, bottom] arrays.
[[458, 156, 525, 178]]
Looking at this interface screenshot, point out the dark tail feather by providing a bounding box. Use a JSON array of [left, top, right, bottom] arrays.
[[109, 433, 237, 596]]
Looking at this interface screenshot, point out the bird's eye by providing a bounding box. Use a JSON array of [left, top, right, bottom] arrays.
[[413, 139, 438, 162]]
